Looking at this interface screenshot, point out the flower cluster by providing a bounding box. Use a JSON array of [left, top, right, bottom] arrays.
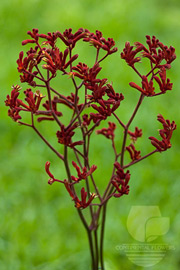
[[96, 122, 116, 140], [112, 162, 130, 197], [56, 123, 84, 148], [5, 85, 45, 121], [64, 183, 96, 209], [5, 29, 177, 270], [121, 35, 176, 97], [71, 161, 97, 182], [126, 144, 141, 161], [45, 161, 96, 208], [149, 114, 176, 151], [5, 28, 176, 213], [83, 30, 118, 54], [128, 126, 142, 143]]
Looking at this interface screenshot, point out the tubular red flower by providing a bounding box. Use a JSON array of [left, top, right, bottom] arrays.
[[149, 114, 176, 152], [73, 187, 96, 209], [112, 162, 130, 197], [83, 30, 117, 55], [57, 28, 88, 48], [96, 122, 116, 140], [72, 62, 102, 84], [128, 127, 142, 142], [154, 67, 173, 93], [42, 48, 78, 75], [129, 76, 155, 96], [91, 99, 120, 120], [45, 161, 64, 185], [126, 144, 141, 161], [56, 123, 83, 148], [71, 161, 97, 182], [121, 41, 142, 66]]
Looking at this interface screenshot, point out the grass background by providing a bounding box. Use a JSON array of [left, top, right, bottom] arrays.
[[0, 0, 180, 269]]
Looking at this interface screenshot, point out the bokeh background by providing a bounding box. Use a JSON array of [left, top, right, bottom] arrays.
[[0, 0, 180, 269]]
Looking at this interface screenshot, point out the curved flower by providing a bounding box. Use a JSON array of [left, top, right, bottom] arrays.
[[149, 114, 176, 152]]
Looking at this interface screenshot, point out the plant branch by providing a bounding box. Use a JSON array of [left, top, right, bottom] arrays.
[[120, 93, 144, 167], [123, 149, 157, 169], [32, 125, 64, 161]]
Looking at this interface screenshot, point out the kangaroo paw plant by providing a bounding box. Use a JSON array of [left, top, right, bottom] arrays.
[[5, 28, 176, 270]]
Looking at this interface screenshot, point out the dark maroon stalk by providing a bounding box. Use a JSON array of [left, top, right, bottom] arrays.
[[120, 93, 144, 167], [123, 149, 157, 169]]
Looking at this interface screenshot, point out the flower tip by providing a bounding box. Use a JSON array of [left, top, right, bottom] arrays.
[[45, 161, 51, 172], [68, 72, 75, 79], [45, 161, 50, 166], [48, 178, 54, 185]]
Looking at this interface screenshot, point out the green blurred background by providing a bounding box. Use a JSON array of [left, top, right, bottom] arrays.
[[0, 0, 180, 269]]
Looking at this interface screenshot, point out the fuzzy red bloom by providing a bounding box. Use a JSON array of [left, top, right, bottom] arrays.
[[71, 161, 97, 182], [91, 99, 120, 121], [5, 86, 45, 120], [86, 79, 108, 101], [72, 62, 102, 84], [114, 162, 131, 182], [129, 76, 155, 96], [23, 89, 45, 112], [144, 35, 176, 65], [57, 28, 89, 48], [121, 41, 143, 66], [45, 161, 64, 185], [128, 127, 142, 142], [5, 85, 22, 121], [83, 30, 117, 54], [7, 108, 22, 122], [112, 162, 130, 197], [64, 182, 96, 209], [82, 114, 92, 126], [158, 42, 176, 64], [5, 85, 21, 109], [122, 35, 176, 72], [154, 67, 173, 93], [42, 48, 78, 75], [126, 144, 141, 161], [38, 32, 58, 48], [22, 28, 39, 45], [96, 122, 116, 140], [17, 51, 36, 74], [45, 161, 55, 184], [106, 83, 124, 104], [17, 51, 39, 86], [56, 123, 83, 148], [130, 70, 173, 97], [149, 114, 176, 152], [73, 187, 96, 209]]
